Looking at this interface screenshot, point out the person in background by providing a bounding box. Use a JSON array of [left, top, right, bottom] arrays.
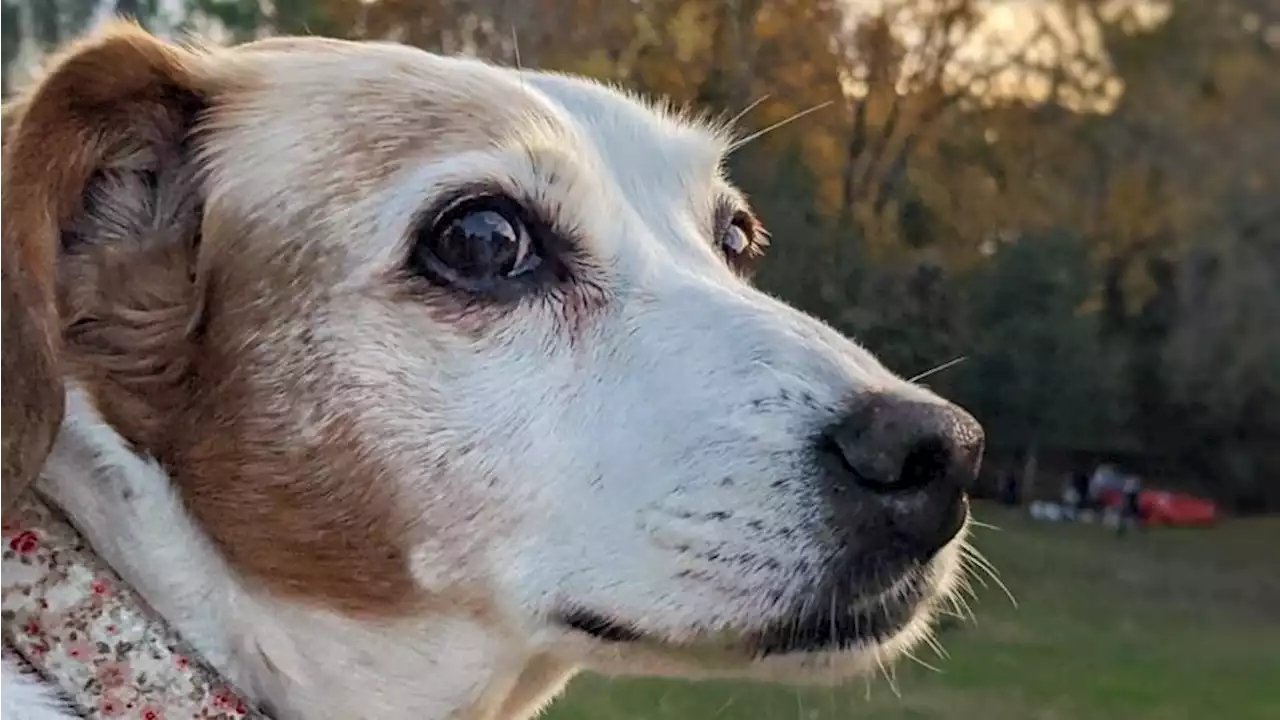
[[1090, 463, 1118, 499], [1072, 467, 1092, 517], [1061, 473, 1080, 520], [1000, 469, 1021, 506], [1118, 474, 1143, 536]]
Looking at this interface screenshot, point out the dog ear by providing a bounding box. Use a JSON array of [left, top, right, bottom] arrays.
[[1, 22, 212, 513]]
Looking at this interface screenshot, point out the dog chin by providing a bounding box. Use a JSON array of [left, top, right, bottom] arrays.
[[562, 606, 941, 685], [558, 542, 964, 684]]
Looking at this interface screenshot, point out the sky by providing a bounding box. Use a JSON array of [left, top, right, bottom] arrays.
[[844, 0, 1173, 111]]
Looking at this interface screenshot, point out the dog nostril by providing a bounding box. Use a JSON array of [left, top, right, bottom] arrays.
[[824, 395, 983, 495], [897, 436, 952, 493]]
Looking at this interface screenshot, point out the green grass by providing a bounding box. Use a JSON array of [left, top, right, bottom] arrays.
[[543, 503, 1280, 720]]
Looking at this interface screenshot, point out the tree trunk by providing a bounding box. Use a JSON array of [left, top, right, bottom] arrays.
[[1022, 442, 1040, 502]]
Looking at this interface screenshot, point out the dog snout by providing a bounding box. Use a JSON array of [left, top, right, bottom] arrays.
[[819, 392, 984, 556]]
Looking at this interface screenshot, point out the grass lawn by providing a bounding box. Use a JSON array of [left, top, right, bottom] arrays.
[[543, 502, 1280, 720]]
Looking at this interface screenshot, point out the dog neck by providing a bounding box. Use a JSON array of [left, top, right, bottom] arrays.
[[31, 384, 575, 720]]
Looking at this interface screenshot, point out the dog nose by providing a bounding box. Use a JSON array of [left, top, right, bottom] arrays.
[[829, 395, 984, 494], [822, 393, 984, 553]]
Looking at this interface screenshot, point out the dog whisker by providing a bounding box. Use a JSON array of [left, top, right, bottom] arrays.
[[959, 557, 990, 590], [874, 647, 901, 698], [946, 587, 977, 626], [727, 101, 834, 152], [725, 94, 772, 130], [901, 648, 941, 673], [907, 356, 967, 383], [921, 629, 950, 660], [960, 544, 1017, 608]]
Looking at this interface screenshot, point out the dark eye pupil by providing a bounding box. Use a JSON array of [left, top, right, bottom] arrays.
[[436, 210, 522, 277]]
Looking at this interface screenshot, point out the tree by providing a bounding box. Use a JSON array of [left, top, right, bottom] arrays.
[[1, 0, 22, 96], [955, 230, 1132, 456]]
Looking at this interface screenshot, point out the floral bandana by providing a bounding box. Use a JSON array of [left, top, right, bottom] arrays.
[[2, 494, 269, 719]]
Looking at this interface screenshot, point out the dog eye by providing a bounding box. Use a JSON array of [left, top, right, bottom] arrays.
[[411, 197, 543, 290], [721, 219, 751, 257], [718, 210, 767, 273]]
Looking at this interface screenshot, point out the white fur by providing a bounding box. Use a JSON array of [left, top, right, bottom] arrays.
[[2, 655, 78, 720], [31, 387, 567, 719], [6, 40, 973, 719]]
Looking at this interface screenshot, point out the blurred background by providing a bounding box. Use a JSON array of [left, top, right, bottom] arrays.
[[4, 1, 1278, 718]]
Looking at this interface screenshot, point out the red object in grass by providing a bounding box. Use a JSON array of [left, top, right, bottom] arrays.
[[1097, 488, 1219, 527]]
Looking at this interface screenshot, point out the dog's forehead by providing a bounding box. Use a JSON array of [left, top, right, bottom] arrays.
[[208, 40, 726, 189], [203, 42, 731, 253], [524, 72, 730, 201], [203, 44, 559, 204]]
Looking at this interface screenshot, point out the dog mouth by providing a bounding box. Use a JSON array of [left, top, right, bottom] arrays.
[[556, 608, 646, 643], [554, 564, 937, 658], [750, 570, 929, 656]]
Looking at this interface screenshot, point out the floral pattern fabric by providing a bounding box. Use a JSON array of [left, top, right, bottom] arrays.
[[2, 495, 268, 719]]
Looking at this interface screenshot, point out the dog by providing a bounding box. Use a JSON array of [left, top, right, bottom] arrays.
[[1, 22, 983, 720]]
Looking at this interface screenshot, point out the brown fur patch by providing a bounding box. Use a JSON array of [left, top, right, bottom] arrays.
[[1, 157, 63, 513], [1, 21, 207, 519], [3, 22, 420, 617], [177, 408, 421, 613], [2, 96, 62, 515]]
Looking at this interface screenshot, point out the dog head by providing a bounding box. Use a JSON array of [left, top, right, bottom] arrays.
[[2, 24, 981, 686]]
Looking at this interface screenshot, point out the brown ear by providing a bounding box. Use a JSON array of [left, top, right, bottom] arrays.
[[1, 22, 210, 514]]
